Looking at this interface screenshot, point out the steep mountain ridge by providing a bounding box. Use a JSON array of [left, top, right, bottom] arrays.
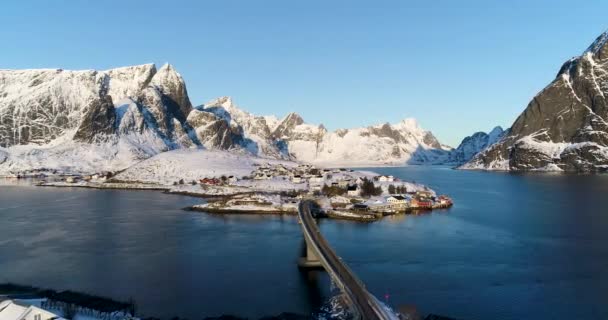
[[463, 30, 608, 171], [0, 64, 451, 175], [194, 97, 451, 166], [0, 63, 199, 174], [445, 126, 506, 165]]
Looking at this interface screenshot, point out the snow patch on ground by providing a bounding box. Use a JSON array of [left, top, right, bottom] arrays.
[[113, 149, 298, 185], [0, 132, 166, 176]]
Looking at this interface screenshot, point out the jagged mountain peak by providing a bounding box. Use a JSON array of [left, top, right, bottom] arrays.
[[152, 63, 186, 86], [444, 126, 507, 166], [204, 96, 234, 109], [584, 30, 608, 60], [464, 29, 608, 172], [488, 126, 504, 141], [0, 63, 196, 148], [1, 63, 452, 173], [395, 118, 422, 131], [281, 112, 304, 125]]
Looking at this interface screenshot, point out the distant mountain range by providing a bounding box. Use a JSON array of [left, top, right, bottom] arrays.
[[463, 30, 608, 172], [444, 126, 506, 165], [4, 30, 607, 174], [0, 64, 454, 175]]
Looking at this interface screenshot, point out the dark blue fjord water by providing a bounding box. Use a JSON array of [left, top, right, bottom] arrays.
[[1, 167, 608, 320]]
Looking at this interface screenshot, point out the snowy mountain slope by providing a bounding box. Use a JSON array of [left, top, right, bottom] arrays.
[[193, 97, 452, 166], [0, 63, 200, 175], [0, 63, 195, 148], [278, 116, 451, 166], [193, 96, 287, 157], [0, 129, 173, 176], [444, 126, 506, 165], [113, 148, 297, 185], [463, 30, 608, 172], [0, 63, 452, 175]]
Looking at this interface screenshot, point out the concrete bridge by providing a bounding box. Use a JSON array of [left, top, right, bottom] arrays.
[[298, 200, 398, 320]]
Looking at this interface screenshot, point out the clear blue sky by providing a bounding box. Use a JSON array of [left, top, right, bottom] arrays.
[[1, 0, 607, 146]]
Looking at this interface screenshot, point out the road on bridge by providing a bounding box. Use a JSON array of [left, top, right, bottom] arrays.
[[298, 200, 397, 320]]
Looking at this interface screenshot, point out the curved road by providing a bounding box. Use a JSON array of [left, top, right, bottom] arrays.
[[298, 200, 398, 320]]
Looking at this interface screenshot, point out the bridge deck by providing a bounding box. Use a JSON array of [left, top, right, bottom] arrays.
[[298, 200, 397, 320]]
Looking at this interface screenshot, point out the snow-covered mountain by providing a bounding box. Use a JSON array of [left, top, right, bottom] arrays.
[[275, 115, 451, 166], [0, 63, 198, 174], [444, 126, 506, 165], [0, 64, 451, 175], [463, 30, 608, 172], [194, 97, 451, 166]]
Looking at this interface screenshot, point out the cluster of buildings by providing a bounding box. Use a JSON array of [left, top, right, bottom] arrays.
[[199, 176, 238, 185], [330, 190, 453, 215], [61, 172, 113, 184]]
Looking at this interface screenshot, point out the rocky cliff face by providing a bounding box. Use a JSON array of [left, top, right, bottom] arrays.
[[463, 31, 608, 172], [0, 63, 200, 174], [0, 63, 195, 149], [445, 126, 505, 165]]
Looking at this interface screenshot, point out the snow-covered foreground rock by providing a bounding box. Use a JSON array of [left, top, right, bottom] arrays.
[[464, 30, 608, 172]]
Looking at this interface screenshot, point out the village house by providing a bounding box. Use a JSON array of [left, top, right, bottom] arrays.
[[292, 175, 303, 183], [310, 185, 322, 193], [254, 173, 270, 180], [378, 175, 395, 182], [416, 190, 434, 198], [200, 177, 222, 185], [338, 179, 351, 188], [347, 185, 359, 197], [437, 195, 453, 206], [309, 175, 324, 183], [65, 176, 78, 183], [227, 176, 238, 184], [386, 195, 408, 210], [367, 200, 392, 213], [411, 196, 433, 209]]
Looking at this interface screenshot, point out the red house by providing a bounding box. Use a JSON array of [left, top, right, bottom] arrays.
[[200, 177, 221, 185], [411, 197, 433, 209]]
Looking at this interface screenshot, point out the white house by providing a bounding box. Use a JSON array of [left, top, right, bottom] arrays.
[[292, 175, 303, 183], [0, 300, 66, 320], [368, 200, 392, 213], [227, 176, 238, 183], [338, 180, 351, 188], [310, 175, 324, 183], [386, 195, 408, 209], [378, 175, 395, 182], [347, 185, 359, 197]]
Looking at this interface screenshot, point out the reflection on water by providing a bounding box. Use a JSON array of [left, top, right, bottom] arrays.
[[1, 168, 608, 320]]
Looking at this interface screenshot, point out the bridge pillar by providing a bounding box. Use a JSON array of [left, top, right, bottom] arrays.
[[298, 237, 323, 268]]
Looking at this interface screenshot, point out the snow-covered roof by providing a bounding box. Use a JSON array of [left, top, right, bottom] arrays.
[[0, 300, 65, 320]]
